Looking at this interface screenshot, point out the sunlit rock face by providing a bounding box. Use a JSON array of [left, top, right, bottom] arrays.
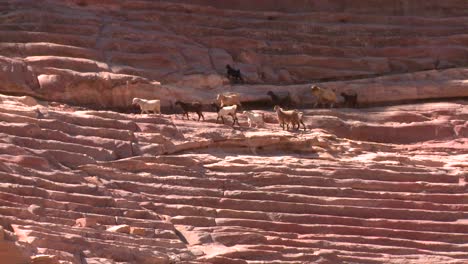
[[0, 0, 467, 108], [0, 1, 467, 263], [0, 94, 466, 263]]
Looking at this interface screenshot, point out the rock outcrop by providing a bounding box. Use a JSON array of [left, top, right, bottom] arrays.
[[0, 0, 467, 108], [0, 94, 466, 263], [0, 1, 467, 263]]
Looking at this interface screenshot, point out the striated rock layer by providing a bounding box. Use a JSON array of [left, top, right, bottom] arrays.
[[0, 0, 467, 108], [0, 94, 466, 263], [0, 0, 467, 263]]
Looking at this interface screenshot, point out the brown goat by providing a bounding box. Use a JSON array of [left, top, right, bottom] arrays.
[[274, 105, 306, 131]]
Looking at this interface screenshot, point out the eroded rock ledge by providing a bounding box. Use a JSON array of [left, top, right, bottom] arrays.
[[0, 0, 467, 108], [0, 94, 466, 263]]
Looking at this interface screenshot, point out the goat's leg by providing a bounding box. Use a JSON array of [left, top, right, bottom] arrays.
[[301, 120, 306, 131], [228, 113, 238, 126], [233, 116, 239, 126], [292, 121, 297, 130], [196, 112, 204, 121]]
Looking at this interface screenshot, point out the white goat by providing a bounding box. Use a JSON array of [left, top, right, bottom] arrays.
[[311, 85, 337, 108], [132, 97, 161, 115], [216, 93, 242, 108], [214, 104, 239, 126], [242, 111, 264, 128]]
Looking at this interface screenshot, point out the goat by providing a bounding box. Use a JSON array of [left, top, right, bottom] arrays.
[[226, 64, 244, 83], [242, 111, 265, 128], [267, 90, 294, 109], [295, 110, 306, 131], [175, 100, 205, 121], [274, 105, 306, 131], [341, 91, 358, 108], [311, 85, 337, 108], [212, 103, 239, 126], [132, 98, 161, 115], [216, 92, 242, 108]]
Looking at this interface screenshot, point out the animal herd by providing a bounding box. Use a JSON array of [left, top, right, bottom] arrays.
[[132, 74, 358, 132]]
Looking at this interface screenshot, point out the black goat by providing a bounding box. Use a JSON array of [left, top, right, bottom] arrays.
[[175, 100, 205, 121], [226, 64, 244, 83], [341, 91, 358, 108], [267, 90, 294, 109]]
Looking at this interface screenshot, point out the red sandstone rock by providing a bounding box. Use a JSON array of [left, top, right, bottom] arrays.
[[0, 1, 468, 263], [106, 224, 131, 234], [129, 227, 147, 237], [0, 1, 467, 108], [0, 94, 467, 263], [0, 226, 31, 263], [31, 254, 60, 264], [0, 240, 31, 264], [75, 217, 99, 228]]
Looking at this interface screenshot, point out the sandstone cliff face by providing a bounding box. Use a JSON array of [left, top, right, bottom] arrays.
[[0, 0, 467, 108], [0, 94, 467, 264], [0, 1, 468, 263]]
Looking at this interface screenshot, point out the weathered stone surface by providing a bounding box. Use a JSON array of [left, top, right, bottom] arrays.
[[0, 226, 31, 264], [75, 217, 99, 228], [0, 0, 467, 108], [31, 254, 60, 264], [2, 94, 467, 263], [0, 56, 40, 95], [0, 240, 30, 264], [0, 0, 468, 263], [129, 227, 147, 237], [170, 73, 229, 90], [106, 224, 131, 234]]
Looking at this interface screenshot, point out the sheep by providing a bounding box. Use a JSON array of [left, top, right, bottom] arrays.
[[174, 100, 205, 121], [212, 103, 239, 126], [242, 111, 265, 128], [341, 91, 358, 108], [132, 97, 161, 115], [216, 92, 242, 108], [311, 85, 337, 108], [274, 105, 306, 131], [226, 64, 243, 83], [267, 90, 294, 109]]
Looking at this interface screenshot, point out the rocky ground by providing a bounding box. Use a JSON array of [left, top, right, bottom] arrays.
[[1, 1, 467, 263], [0, 94, 466, 263]]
